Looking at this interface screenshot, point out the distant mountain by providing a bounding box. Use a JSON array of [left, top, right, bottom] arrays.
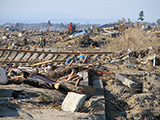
[[0, 18, 118, 26]]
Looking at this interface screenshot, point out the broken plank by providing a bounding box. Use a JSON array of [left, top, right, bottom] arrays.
[[119, 50, 136, 59], [67, 74, 79, 81], [75, 79, 81, 86], [91, 54, 102, 62], [67, 69, 75, 81], [31, 59, 65, 67], [83, 54, 88, 63]]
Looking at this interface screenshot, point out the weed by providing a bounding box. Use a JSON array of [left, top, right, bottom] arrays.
[[103, 28, 160, 52]]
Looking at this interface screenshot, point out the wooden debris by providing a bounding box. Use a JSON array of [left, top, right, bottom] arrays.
[[10, 75, 26, 81], [48, 65, 87, 79], [68, 59, 74, 66], [75, 78, 81, 86], [83, 54, 88, 63], [71, 76, 81, 82], [67, 69, 75, 81], [54, 82, 96, 97], [119, 50, 136, 59], [31, 59, 65, 66], [67, 74, 79, 81]]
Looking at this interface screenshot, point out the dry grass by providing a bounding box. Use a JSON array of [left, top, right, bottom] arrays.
[[103, 28, 160, 52]]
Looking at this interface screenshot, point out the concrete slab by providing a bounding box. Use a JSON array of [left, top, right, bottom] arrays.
[[0, 67, 8, 84], [92, 76, 103, 89], [92, 76, 104, 96], [61, 92, 86, 112]]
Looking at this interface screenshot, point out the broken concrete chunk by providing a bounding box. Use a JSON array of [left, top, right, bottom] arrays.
[[0, 67, 8, 84], [124, 62, 136, 67], [77, 71, 89, 86], [115, 73, 135, 88], [61, 92, 86, 112]]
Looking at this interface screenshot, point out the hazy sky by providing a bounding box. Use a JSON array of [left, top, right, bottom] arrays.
[[0, 0, 159, 25]]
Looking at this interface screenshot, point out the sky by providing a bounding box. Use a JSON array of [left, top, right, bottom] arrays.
[[0, 0, 160, 25]]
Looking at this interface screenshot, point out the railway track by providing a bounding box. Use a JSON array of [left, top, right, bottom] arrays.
[[0, 48, 112, 66]]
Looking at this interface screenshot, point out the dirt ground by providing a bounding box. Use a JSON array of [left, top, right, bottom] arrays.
[[0, 84, 105, 120]]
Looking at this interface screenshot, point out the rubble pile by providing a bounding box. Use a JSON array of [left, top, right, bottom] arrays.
[[0, 23, 160, 120], [74, 35, 99, 48], [0, 27, 100, 50]]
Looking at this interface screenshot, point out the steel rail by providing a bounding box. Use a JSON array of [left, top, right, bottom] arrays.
[[0, 48, 112, 54]]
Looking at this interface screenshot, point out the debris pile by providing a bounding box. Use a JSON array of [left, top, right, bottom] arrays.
[[0, 22, 160, 120]]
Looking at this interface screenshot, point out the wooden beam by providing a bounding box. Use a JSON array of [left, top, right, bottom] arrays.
[[31, 59, 66, 66]]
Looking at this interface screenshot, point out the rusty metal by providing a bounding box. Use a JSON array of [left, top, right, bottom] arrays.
[[0, 60, 65, 63], [0, 48, 112, 54]]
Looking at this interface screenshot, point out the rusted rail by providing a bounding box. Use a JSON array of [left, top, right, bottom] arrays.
[[0, 48, 112, 54], [0, 60, 65, 63]]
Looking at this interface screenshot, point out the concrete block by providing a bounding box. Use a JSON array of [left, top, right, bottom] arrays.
[[92, 76, 104, 96], [0, 67, 8, 84], [77, 71, 89, 86], [92, 76, 103, 89], [61, 92, 86, 112]]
